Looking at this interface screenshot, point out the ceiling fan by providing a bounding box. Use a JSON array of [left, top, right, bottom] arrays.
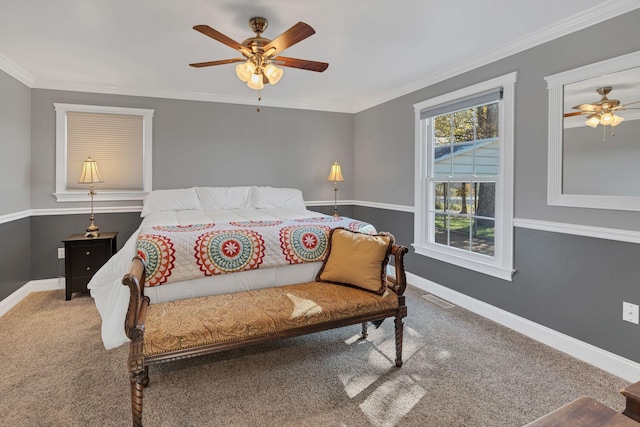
[[189, 17, 329, 91], [564, 86, 640, 128]]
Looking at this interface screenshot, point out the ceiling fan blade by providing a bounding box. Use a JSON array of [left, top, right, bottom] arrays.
[[272, 56, 329, 72], [563, 111, 587, 117], [193, 25, 252, 56], [571, 103, 597, 112], [622, 100, 640, 107], [263, 22, 315, 56], [189, 58, 245, 68]]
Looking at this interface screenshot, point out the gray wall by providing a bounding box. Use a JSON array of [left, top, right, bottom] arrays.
[[30, 89, 354, 210], [355, 9, 640, 231], [25, 88, 355, 280], [0, 70, 30, 215], [354, 10, 640, 363], [0, 71, 31, 298], [354, 207, 640, 362], [0, 219, 31, 300]]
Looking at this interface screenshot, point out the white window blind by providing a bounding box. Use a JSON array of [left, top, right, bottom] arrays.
[[54, 103, 154, 202], [66, 112, 143, 191]]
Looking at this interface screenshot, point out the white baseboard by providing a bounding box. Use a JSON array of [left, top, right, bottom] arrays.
[[0, 278, 64, 317], [406, 272, 640, 382]]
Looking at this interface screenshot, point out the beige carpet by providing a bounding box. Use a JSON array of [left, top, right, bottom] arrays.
[[0, 286, 630, 427]]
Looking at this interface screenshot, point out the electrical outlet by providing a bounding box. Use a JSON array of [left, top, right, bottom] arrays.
[[57, 247, 65, 259], [623, 302, 639, 324]]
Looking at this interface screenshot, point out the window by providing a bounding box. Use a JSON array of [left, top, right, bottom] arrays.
[[54, 103, 154, 202], [413, 73, 516, 281]]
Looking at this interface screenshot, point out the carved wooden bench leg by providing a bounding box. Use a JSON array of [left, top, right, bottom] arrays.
[[361, 322, 368, 339], [142, 366, 149, 388], [130, 369, 146, 427], [394, 316, 404, 367]]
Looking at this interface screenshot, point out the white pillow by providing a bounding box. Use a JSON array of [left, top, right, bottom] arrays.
[[140, 188, 201, 217], [250, 186, 306, 210], [195, 186, 252, 210]]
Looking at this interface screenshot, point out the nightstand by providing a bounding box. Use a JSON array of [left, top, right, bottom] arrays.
[[62, 232, 117, 300]]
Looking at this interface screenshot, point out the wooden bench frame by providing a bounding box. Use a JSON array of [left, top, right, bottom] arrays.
[[122, 244, 409, 427]]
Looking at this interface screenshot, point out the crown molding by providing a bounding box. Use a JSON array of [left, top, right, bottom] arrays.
[[0, 52, 34, 87], [353, 0, 640, 113], [4, 1, 638, 113], [31, 79, 353, 113]]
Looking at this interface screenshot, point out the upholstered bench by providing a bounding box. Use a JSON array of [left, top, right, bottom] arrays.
[[122, 228, 408, 426]]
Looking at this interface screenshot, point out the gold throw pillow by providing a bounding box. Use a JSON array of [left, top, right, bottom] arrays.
[[316, 227, 394, 295]]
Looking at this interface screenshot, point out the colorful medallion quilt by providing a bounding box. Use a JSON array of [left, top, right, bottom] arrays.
[[135, 216, 376, 287]]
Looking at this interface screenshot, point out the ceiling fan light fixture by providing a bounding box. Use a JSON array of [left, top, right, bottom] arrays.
[[191, 18, 328, 97], [599, 112, 614, 125], [585, 115, 600, 128], [611, 114, 625, 127], [235, 61, 256, 82], [247, 72, 264, 90], [263, 64, 283, 85]]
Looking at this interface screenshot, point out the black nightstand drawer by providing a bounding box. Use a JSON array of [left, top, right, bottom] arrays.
[[63, 232, 117, 300], [70, 258, 107, 277], [69, 243, 108, 260]]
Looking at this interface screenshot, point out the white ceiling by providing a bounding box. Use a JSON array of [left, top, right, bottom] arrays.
[[0, 0, 638, 113]]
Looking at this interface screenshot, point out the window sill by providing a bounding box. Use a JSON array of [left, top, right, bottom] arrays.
[[54, 191, 148, 202], [412, 243, 514, 281]]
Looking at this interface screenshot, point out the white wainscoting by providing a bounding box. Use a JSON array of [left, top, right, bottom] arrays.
[[513, 218, 640, 244]]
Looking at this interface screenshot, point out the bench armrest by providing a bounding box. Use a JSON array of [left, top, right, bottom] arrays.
[[388, 244, 409, 295], [122, 256, 150, 341]]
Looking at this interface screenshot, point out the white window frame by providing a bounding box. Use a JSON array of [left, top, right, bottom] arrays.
[[413, 72, 517, 281], [53, 103, 153, 202]]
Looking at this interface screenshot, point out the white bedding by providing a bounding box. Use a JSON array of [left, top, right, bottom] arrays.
[[89, 207, 330, 350]]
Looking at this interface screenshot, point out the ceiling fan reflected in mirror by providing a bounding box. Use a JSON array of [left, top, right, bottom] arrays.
[[564, 86, 640, 141], [189, 17, 329, 91], [564, 86, 640, 140]]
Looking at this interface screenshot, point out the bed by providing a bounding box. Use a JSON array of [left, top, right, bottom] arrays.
[[88, 186, 379, 350]]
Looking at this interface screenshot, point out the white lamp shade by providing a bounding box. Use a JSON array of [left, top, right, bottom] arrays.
[[235, 62, 256, 83], [599, 112, 614, 126], [611, 114, 625, 127], [247, 73, 264, 90], [78, 157, 104, 184], [585, 116, 600, 128], [264, 64, 283, 85]]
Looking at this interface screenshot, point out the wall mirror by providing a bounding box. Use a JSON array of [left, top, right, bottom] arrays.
[[545, 50, 640, 211]]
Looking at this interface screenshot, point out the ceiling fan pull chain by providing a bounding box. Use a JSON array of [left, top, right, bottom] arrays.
[[257, 90, 262, 112]]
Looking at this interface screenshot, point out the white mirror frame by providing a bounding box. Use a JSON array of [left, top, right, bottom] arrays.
[[545, 50, 640, 211]]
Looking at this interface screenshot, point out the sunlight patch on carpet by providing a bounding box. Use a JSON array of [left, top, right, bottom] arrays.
[[339, 370, 381, 398], [360, 374, 425, 427]]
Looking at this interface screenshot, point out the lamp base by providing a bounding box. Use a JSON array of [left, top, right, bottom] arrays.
[[85, 220, 100, 238]]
